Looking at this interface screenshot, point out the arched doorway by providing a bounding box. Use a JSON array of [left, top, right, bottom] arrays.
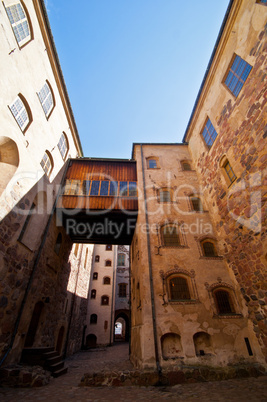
[[86, 334, 97, 348], [24, 301, 44, 347], [0, 136, 19, 197], [56, 326, 65, 354], [114, 311, 130, 342]]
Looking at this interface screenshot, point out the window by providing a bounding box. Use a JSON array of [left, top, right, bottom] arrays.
[[90, 314, 97, 324], [213, 289, 235, 314], [224, 54, 252, 97], [95, 255, 100, 262], [201, 240, 217, 257], [58, 133, 69, 160], [101, 295, 109, 305], [9, 95, 30, 132], [84, 248, 88, 268], [91, 289, 96, 299], [159, 189, 171, 202], [119, 283, 127, 298], [103, 276, 110, 285], [161, 224, 180, 247], [223, 160, 236, 185], [54, 233, 62, 255], [118, 253, 125, 266], [201, 118, 218, 148], [148, 159, 157, 169], [40, 151, 53, 177], [129, 182, 137, 197], [74, 244, 79, 256], [93, 272, 98, 280], [256, 0, 267, 4], [169, 276, 191, 301], [38, 82, 54, 118], [106, 245, 112, 250], [5, 1, 31, 46], [105, 260, 112, 267], [181, 161, 191, 171], [100, 181, 109, 195], [190, 196, 203, 212]]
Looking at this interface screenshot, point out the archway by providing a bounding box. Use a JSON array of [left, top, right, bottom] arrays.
[[56, 326, 65, 354], [24, 301, 44, 347], [193, 331, 213, 356], [161, 333, 183, 360], [0, 136, 19, 196], [114, 311, 130, 342], [86, 334, 97, 348]]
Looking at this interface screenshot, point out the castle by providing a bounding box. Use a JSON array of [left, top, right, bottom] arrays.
[[0, 0, 266, 374]]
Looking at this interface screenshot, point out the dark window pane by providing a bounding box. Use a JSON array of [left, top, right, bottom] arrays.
[[109, 181, 118, 196], [148, 159, 157, 168], [100, 181, 109, 195], [169, 277, 190, 300], [90, 180, 100, 195], [120, 181, 128, 196], [129, 182, 137, 196]]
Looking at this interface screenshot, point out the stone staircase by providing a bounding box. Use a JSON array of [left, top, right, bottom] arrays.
[[20, 347, 68, 377]]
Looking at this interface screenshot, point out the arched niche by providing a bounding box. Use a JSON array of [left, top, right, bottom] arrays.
[[193, 332, 213, 356], [0, 137, 19, 196], [161, 332, 183, 360]]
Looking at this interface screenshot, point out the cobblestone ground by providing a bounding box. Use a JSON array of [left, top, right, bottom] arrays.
[[0, 343, 266, 401]]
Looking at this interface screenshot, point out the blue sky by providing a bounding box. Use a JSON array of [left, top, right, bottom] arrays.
[[47, 0, 230, 159]]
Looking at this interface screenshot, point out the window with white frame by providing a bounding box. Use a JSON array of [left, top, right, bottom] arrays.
[[38, 82, 54, 118], [40, 151, 53, 177], [57, 132, 69, 160], [5, 1, 31, 46], [9, 96, 30, 132]]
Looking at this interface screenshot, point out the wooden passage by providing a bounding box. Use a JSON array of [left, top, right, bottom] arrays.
[[56, 158, 138, 245]]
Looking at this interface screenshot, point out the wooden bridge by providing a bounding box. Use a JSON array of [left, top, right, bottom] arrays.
[[56, 158, 138, 244]]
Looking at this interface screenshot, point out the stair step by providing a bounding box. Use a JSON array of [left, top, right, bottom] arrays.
[[43, 351, 59, 359], [45, 355, 63, 365], [52, 367, 68, 378], [49, 362, 64, 372]]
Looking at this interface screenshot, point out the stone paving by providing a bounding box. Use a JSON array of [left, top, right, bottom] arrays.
[[0, 343, 266, 401]]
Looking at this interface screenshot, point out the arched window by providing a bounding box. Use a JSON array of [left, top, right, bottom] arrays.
[[213, 289, 235, 314], [38, 81, 55, 118], [5, 1, 31, 47], [201, 240, 217, 257], [0, 136, 19, 197], [91, 289, 96, 299], [84, 248, 88, 268], [168, 276, 191, 300], [95, 255, 100, 262], [181, 161, 191, 171], [54, 233, 62, 255], [105, 259, 112, 267], [101, 295, 109, 305], [118, 283, 127, 298], [161, 224, 180, 247], [159, 188, 171, 202], [90, 314, 97, 324], [190, 196, 203, 212], [93, 272, 98, 280], [103, 276, 110, 285], [9, 95, 31, 132], [118, 253, 125, 266], [147, 158, 157, 169], [74, 243, 79, 256], [57, 132, 69, 160], [106, 245, 112, 250], [40, 150, 53, 177]]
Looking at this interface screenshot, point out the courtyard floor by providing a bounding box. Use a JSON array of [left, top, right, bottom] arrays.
[[0, 342, 266, 401]]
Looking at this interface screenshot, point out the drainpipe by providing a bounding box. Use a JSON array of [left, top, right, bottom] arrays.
[[109, 245, 117, 345], [0, 159, 71, 367], [140, 144, 161, 376]]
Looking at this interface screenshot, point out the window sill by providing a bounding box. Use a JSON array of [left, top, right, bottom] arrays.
[[168, 299, 199, 305], [200, 256, 223, 260], [213, 313, 243, 319]]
